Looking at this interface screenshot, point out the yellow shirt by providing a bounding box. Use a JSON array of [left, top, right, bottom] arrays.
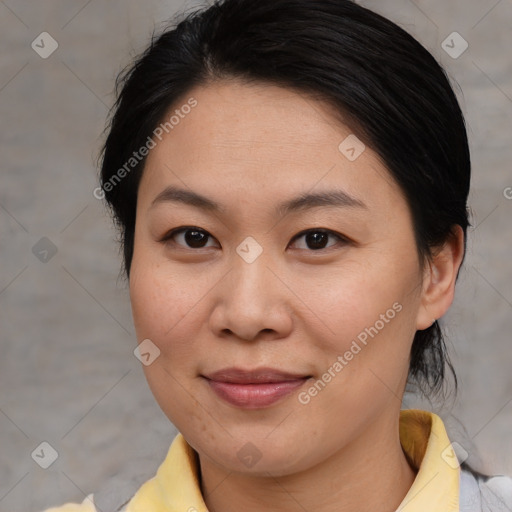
[[43, 409, 460, 512]]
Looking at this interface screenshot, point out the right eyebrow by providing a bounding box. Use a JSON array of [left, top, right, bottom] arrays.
[[150, 185, 225, 213]]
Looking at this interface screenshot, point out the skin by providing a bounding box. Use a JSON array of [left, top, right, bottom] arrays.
[[129, 79, 465, 512]]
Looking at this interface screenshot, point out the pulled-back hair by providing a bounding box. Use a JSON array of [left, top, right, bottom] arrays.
[[99, 0, 471, 398]]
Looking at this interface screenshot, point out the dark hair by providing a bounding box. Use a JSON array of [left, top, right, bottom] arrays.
[[99, 0, 471, 398]]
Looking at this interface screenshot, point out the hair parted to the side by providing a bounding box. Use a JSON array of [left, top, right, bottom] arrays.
[[98, 0, 471, 400]]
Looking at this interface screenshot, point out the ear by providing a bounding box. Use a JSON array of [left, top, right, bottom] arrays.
[[415, 225, 465, 331]]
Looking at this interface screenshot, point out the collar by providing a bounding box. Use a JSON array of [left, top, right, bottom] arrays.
[[126, 409, 459, 512], [397, 409, 460, 511]]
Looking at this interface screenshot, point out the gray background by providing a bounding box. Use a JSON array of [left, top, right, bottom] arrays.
[[0, 0, 511, 511]]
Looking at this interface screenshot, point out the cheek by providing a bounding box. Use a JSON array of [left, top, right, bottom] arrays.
[[129, 250, 221, 371], [129, 256, 212, 428], [300, 260, 410, 341], [302, 250, 420, 382], [129, 234, 174, 320], [129, 254, 182, 343]]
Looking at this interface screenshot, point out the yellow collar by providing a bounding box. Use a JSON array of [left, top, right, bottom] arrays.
[[397, 409, 459, 511], [126, 409, 459, 512]]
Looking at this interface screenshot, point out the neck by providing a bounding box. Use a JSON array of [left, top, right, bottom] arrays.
[[199, 412, 417, 512]]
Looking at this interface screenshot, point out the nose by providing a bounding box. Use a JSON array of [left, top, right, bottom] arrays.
[[209, 252, 293, 342]]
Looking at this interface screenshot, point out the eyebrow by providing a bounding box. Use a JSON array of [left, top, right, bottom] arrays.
[[150, 185, 368, 216]]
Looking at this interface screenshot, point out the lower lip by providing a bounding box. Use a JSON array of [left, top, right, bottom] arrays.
[[205, 378, 309, 409]]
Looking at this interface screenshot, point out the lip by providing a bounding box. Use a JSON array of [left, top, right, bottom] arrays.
[[202, 367, 311, 409], [204, 367, 309, 383]]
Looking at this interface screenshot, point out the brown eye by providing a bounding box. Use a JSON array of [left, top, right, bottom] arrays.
[[290, 229, 347, 251], [161, 227, 348, 252], [162, 227, 218, 249]]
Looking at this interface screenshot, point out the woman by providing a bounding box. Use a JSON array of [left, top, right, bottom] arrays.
[[43, 0, 512, 511]]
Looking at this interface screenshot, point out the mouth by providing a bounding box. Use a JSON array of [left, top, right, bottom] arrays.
[[202, 367, 312, 409]]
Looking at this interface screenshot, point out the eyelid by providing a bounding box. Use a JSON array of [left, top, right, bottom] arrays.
[[161, 226, 351, 252], [160, 226, 220, 247], [288, 228, 350, 250]]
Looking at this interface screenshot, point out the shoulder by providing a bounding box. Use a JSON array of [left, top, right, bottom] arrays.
[[40, 494, 98, 512], [39, 446, 164, 512], [460, 468, 512, 511], [40, 492, 133, 512]]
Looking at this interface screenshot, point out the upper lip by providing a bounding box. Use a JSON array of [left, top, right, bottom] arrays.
[[203, 367, 310, 384]]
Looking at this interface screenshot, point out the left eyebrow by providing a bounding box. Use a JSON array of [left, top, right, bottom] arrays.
[[149, 185, 368, 216], [275, 190, 368, 217]]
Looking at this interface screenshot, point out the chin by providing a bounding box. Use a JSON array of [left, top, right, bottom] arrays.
[[190, 431, 315, 476]]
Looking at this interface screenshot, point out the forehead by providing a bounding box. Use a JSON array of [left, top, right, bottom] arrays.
[[139, 80, 404, 218]]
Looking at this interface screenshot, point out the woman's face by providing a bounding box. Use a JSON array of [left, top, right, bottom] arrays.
[[129, 80, 433, 476]]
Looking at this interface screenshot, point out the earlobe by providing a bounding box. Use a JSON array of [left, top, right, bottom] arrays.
[[415, 225, 465, 331]]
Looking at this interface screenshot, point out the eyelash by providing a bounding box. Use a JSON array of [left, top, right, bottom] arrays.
[[160, 226, 350, 252]]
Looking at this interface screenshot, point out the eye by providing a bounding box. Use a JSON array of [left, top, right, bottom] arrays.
[[289, 229, 348, 251], [161, 226, 219, 249], [161, 227, 349, 252]]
